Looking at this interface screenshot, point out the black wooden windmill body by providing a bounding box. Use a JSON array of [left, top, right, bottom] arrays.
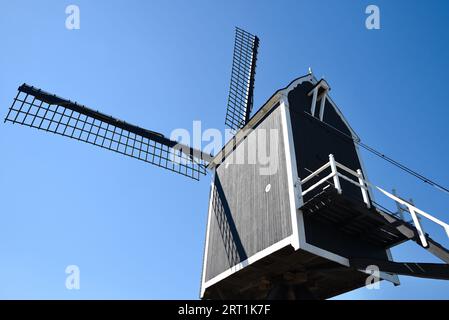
[[5, 27, 449, 300]]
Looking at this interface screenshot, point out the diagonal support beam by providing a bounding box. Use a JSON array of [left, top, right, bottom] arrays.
[[351, 258, 449, 281]]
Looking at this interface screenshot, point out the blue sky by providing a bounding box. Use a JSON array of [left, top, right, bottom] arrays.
[[0, 0, 448, 299]]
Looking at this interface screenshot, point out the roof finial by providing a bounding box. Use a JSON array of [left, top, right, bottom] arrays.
[[308, 67, 313, 75]]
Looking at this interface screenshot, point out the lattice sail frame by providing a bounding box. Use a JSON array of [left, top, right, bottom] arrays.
[[224, 27, 259, 132], [4, 84, 212, 180]]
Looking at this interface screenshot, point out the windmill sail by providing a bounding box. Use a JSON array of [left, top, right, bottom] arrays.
[[224, 27, 259, 132], [4, 84, 212, 180]]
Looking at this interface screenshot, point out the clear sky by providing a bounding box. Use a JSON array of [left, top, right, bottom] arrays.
[[0, 0, 448, 299]]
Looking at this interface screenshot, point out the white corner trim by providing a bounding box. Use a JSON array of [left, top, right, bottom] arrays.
[[279, 96, 302, 250], [200, 169, 216, 298], [202, 236, 293, 292]]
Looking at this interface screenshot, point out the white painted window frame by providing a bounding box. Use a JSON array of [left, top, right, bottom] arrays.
[[307, 79, 329, 121]]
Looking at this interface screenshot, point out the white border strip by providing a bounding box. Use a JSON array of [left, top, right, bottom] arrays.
[[200, 169, 216, 298], [203, 236, 293, 291], [279, 96, 302, 250]]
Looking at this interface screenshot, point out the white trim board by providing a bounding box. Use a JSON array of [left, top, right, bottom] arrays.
[[280, 96, 301, 250], [201, 237, 294, 296], [200, 168, 216, 298]]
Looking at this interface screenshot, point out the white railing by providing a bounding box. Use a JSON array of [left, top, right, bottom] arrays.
[[300, 154, 449, 248]]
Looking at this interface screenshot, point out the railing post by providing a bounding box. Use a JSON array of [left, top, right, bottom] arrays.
[[357, 169, 371, 209], [376, 186, 449, 247], [329, 154, 342, 194], [408, 206, 429, 248]]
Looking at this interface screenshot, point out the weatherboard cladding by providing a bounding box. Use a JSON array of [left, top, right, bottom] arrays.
[[287, 80, 389, 260], [205, 105, 292, 281], [204, 76, 391, 286], [287, 80, 366, 204]]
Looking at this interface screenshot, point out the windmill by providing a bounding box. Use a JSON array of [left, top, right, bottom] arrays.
[[4, 27, 449, 300]]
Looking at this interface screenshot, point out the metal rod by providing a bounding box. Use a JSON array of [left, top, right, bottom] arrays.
[[301, 162, 330, 184]]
